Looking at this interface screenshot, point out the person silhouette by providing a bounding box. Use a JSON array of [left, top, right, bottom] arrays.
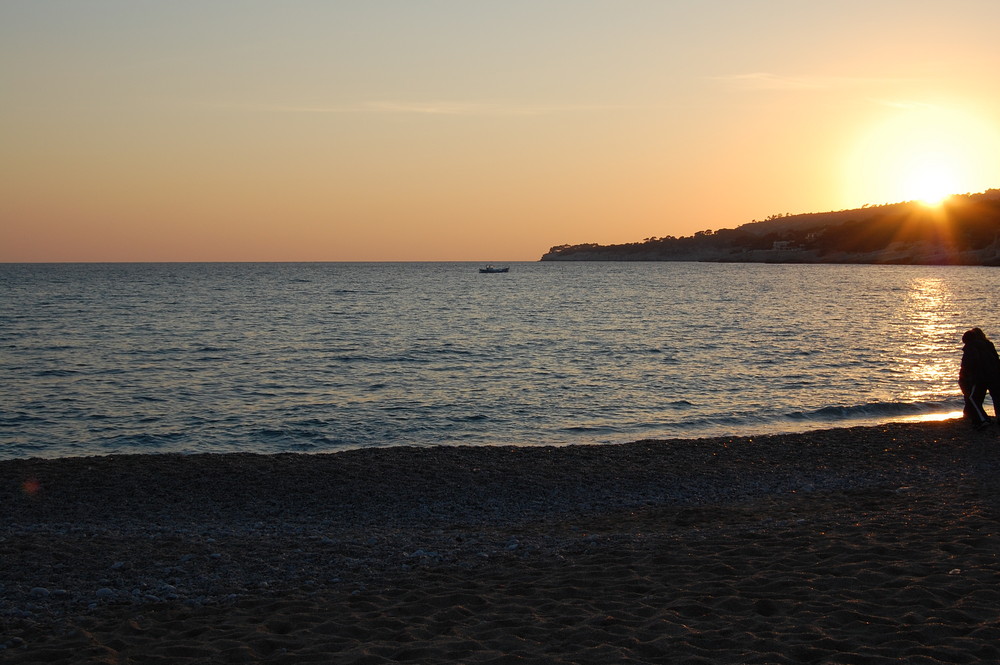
[[959, 327, 1000, 429]]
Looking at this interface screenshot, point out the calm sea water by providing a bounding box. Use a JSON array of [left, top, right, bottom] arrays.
[[1, 262, 997, 460]]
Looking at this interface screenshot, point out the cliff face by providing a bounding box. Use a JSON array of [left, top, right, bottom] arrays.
[[541, 191, 1000, 265]]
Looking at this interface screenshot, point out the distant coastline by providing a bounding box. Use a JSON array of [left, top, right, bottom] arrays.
[[541, 190, 1000, 265]]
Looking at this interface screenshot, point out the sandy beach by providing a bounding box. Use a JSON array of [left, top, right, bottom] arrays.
[[3, 420, 1000, 664]]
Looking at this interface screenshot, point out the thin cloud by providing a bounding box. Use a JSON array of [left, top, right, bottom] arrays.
[[718, 72, 916, 91], [873, 99, 938, 110], [720, 72, 830, 90], [222, 100, 640, 116], [367, 101, 517, 115]]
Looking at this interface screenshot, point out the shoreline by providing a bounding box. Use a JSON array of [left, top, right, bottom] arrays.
[[3, 420, 1000, 663]]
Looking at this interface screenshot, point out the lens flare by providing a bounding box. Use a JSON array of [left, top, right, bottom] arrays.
[[21, 477, 41, 497]]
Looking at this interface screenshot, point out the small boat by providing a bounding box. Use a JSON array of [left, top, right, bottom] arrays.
[[479, 265, 509, 273]]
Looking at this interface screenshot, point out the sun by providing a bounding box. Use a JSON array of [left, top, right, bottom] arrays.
[[843, 103, 1000, 209], [899, 156, 960, 207]]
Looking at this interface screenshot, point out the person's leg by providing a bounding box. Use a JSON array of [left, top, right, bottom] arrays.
[[966, 383, 990, 425], [988, 383, 1000, 422]]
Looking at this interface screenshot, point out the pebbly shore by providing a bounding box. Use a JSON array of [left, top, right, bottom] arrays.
[[2, 420, 1000, 663]]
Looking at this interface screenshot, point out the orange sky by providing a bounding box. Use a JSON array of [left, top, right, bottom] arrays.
[[4, 1, 1000, 261]]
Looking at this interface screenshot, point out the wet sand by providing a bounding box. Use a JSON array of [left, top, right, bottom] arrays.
[[2, 420, 1000, 664]]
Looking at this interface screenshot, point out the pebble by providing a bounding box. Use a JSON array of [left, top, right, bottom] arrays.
[[0, 423, 978, 630]]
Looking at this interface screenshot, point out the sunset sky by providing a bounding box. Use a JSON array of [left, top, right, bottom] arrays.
[[4, 1, 1000, 262]]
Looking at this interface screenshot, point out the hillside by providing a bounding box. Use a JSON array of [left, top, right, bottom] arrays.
[[541, 190, 1000, 265]]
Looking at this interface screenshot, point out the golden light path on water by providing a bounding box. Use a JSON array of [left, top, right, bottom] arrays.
[[899, 411, 964, 423], [897, 275, 964, 423]]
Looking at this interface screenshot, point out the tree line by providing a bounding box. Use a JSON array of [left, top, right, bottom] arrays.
[[542, 191, 1000, 264]]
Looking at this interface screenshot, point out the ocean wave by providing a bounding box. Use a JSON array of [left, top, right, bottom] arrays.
[[639, 399, 964, 441], [561, 425, 621, 434], [447, 414, 489, 422], [96, 431, 187, 451], [0, 413, 48, 426], [786, 399, 960, 422]]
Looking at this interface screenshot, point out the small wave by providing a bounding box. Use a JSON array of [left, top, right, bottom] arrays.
[[333, 354, 430, 364], [787, 400, 958, 421], [447, 414, 488, 422], [286, 441, 319, 450], [561, 425, 621, 434], [290, 418, 332, 428], [97, 431, 186, 450], [254, 427, 345, 446], [0, 413, 48, 426]]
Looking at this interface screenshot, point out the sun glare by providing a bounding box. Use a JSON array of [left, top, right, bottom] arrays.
[[902, 158, 960, 207], [844, 104, 1000, 209]]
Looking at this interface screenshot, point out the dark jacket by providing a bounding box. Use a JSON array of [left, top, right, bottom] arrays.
[[960, 330, 1000, 391]]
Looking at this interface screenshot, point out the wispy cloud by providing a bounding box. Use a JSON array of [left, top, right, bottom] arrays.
[[717, 72, 916, 91], [262, 101, 493, 115], [873, 99, 938, 111], [219, 100, 641, 117], [367, 101, 499, 115], [719, 72, 831, 90]]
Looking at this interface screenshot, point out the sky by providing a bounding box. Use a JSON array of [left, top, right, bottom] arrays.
[[4, 1, 1000, 262]]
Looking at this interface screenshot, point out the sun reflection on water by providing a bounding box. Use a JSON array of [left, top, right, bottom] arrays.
[[898, 277, 961, 402], [898, 410, 964, 423]]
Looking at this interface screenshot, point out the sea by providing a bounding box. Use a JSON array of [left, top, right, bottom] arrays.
[[1, 261, 996, 460]]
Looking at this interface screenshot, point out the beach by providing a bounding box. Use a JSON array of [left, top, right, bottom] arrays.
[[2, 420, 1000, 664]]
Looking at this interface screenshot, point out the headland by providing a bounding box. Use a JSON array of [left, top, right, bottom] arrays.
[[542, 191, 1000, 265]]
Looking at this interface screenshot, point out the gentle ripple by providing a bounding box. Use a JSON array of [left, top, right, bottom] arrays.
[[1, 262, 997, 459]]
